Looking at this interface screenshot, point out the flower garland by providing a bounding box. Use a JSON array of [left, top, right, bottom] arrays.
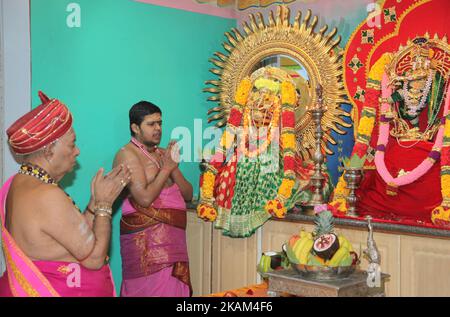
[[197, 78, 252, 221], [264, 81, 297, 219], [328, 54, 391, 214], [329, 90, 379, 213], [328, 175, 349, 214], [374, 73, 448, 196], [431, 86, 450, 227]]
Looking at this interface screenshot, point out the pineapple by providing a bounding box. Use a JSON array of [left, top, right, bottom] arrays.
[[313, 210, 335, 237], [312, 210, 340, 260]]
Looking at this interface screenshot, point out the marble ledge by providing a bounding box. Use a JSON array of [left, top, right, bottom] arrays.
[[186, 202, 450, 239]]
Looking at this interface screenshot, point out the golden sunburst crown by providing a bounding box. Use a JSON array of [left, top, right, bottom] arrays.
[[203, 5, 351, 160]]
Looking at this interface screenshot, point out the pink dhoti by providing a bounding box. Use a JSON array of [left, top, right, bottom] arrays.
[[0, 176, 116, 297], [0, 260, 115, 297], [120, 184, 191, 297]]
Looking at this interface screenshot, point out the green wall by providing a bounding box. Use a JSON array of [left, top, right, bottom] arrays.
[[31, 0, 235, 293]]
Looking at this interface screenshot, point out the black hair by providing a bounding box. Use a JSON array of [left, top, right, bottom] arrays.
[[129, 101, 161, 136]]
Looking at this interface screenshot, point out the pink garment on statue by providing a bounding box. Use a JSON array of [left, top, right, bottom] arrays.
[[120, 183, 190, 297], [120, 266, 189, 297], [0, 175, 116, 297], [121, 183, 186, 216]]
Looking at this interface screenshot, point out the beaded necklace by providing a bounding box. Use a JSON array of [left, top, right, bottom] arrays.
[[18, 163, 57, 185], [128, 138, 170, 212], [131, 137, 162, 169], [18, 163, 80, 211], [400, 70, 434, 117]]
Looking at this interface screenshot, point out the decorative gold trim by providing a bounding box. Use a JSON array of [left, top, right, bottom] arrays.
[[204, 5, 350, 160], [342, 0, 387, 131], [364, 0, 432, 79], [342, 0, 433, 137]]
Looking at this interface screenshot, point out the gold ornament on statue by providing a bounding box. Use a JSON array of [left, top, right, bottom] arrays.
[[386, 35, 450, 144]]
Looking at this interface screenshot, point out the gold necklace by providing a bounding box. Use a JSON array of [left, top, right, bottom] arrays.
[[240, 96, 280, 158], [18, 163, 57, 185], [18, 163, 81, 211]]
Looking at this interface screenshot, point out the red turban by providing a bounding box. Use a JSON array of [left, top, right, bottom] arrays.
[[7, 91, 73, 155]]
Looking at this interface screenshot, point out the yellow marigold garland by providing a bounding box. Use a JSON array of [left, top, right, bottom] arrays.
[[280, 133, 296, 150], [431, 114, 450, 227], [278, 178, 296, 199], [445, 118, 450, 138], [329, 94, 378, 213], [198, 77, 252, 222], [329, 197, 348, 214], [357, 116, 375, 137], [201, 171, 215, 199], [197, 203, 218, 222], [442, 174, 450, 198], [333, 176, 349, 197], [235, 78, 252, 106], [281, 81, 296, 105], [265, 199, 287, 218]]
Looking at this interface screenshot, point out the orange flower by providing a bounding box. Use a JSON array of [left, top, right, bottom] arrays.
[[444, 119, 450, 138], [235, 78, 252, 105], [265, 199, 287, 218], [357, 116, 375, 137], [201, 171, 216, 199], [278, 178, 295, 199], [442, 175, 450, 198], [329, 198, 348, 214], [281, 81, 297, 105], [281, 133, 296, 150], [333, 176, 349, 197], [197, 203, 218, 222]]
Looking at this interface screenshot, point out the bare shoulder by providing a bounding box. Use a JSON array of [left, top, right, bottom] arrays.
[[114, 143, 140, 166], [35, 185, 78, 218], [35, 184, 74, 205]]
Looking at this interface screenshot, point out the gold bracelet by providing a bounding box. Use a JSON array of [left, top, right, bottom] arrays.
[[94, 206, 112, 216], [94, 211, 112, 219], [95, 202, 112, 209]]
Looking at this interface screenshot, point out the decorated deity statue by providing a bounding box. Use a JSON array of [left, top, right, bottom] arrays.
[[197, 67, 303, 238], [330, 36, 450, 227]]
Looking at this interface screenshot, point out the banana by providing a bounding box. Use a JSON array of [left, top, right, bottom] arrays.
[[258, 255, 271, 273], [285, 244, 300, 264], [299, 230, 306, 239], [299, 230, 312, 240], [339, 253, 353, 266], [328, 246, 349, 267], [338, 235, 354, 252], [307, 254, 326, 266], [293, 236, 310, 260], [299, 239, 314, 265]]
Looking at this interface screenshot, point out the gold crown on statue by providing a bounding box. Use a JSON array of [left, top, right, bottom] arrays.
[[250, 66, 295, 85], [388, 34, 450, 82]]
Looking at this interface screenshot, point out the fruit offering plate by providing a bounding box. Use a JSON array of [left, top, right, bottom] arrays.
[[291, 263, 358, 281]]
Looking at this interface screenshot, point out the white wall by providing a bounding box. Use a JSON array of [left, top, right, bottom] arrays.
[[1, 0, 31, 182]]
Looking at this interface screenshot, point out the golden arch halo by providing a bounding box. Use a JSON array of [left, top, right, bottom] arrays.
[[204, 5, 351, 160]]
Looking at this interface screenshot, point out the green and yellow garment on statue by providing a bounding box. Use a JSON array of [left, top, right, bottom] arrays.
[[213, 143, 301, 237], [198, 67, 300, 238]]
